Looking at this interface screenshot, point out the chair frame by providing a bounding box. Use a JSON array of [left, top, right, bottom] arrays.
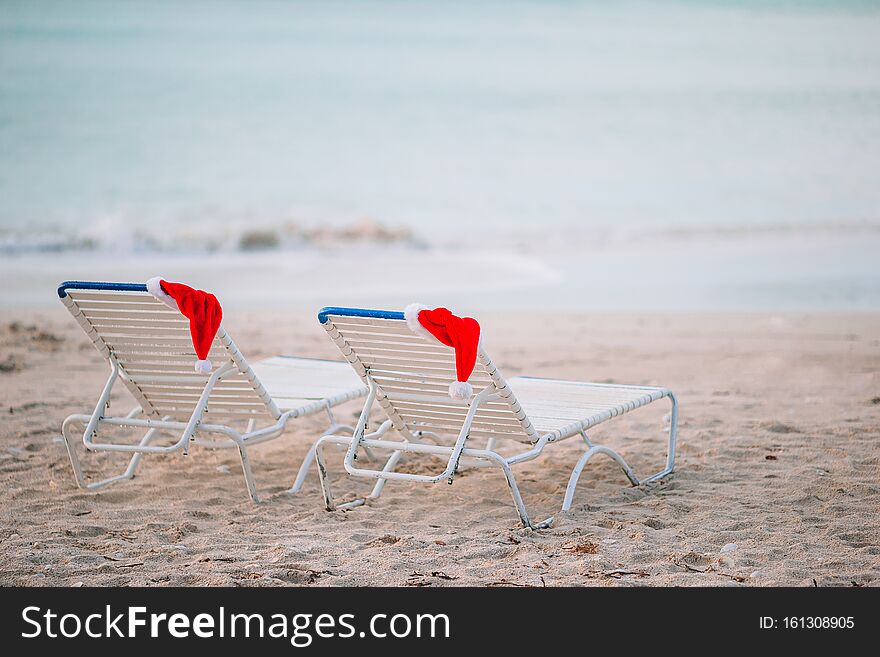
[[57, 281, 365, 502], [311, 307, 679, 529]]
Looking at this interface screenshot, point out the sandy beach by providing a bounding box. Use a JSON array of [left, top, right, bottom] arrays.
[[1, 306, 877, 587]]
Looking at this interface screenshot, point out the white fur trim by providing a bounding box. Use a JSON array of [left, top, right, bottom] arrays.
[[448, 380, 473, 400], [146, 276, 178, 311], [403, 303, 436, 342], [194, 359, 212, 374]]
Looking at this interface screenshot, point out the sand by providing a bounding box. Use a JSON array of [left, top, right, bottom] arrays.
[[1, 308, 878, 587]]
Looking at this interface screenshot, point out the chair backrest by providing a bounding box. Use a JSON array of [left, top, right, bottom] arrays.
[[319, 307, 539, 443], [58, 281, 280, 421]]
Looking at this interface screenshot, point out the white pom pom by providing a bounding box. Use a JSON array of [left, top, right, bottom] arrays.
[[404, 302, 438, 342], [194, 359, 212, 374], [403, 302, 429, 334], [448, 380, 473, 400], [146, 276, 178, 310]]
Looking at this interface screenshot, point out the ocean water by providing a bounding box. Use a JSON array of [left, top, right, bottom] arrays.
[[1, 0, 879, 310]]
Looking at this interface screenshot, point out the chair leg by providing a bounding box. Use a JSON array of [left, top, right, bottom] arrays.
[[61, 414, 162, 491], [641, 391, 679, 484], [314, 439, 339, 511], [62, 407, 274, 504], [562, 393, 680, 512], [288, 423, 354, 495], [364, 449, 404, 500], [500, 462, 548, 529], [355, 428, 427, 502], [61, 415, 91, 489], [561, 445, 639, 512], [313, 437, 389, 511], [235, 440, 261, 503], [471, 451, 552, 530], [312, 432, 554, 530], [316, 430, 420, 508], [288, 442, 320, 495]]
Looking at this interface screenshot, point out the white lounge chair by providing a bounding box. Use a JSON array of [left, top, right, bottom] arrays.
[[311, 306, 679, 528], [58, 281, 367, 502]]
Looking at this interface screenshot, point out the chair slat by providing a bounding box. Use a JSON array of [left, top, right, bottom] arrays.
[[368, 367, 494, 382], [75, 301, 179, 312], [149, 393, 264, 403], [67, 292, 166, 303], [358, 354, 471, 369], [103, 336, 197, 346], [391, 399, 524, 419], [89, 318, 190, 328], [136, 384, 257, 394], [345, 337, 439, 349], [120, 361, 239, 374], [397, 409, 524, 428], [112, 347, 229, 358], [338, 342, 453, 358], [77, 309, 183, 320]]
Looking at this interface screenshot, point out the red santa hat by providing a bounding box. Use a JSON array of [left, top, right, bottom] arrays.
[[146, 277, 223, 374], [404, 303, 481, 400]]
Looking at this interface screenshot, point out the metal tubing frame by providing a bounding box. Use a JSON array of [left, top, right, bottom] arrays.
[[341, 381, 498, 484], [311, 388, 679, 529], [61, 360, 356, 503]]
